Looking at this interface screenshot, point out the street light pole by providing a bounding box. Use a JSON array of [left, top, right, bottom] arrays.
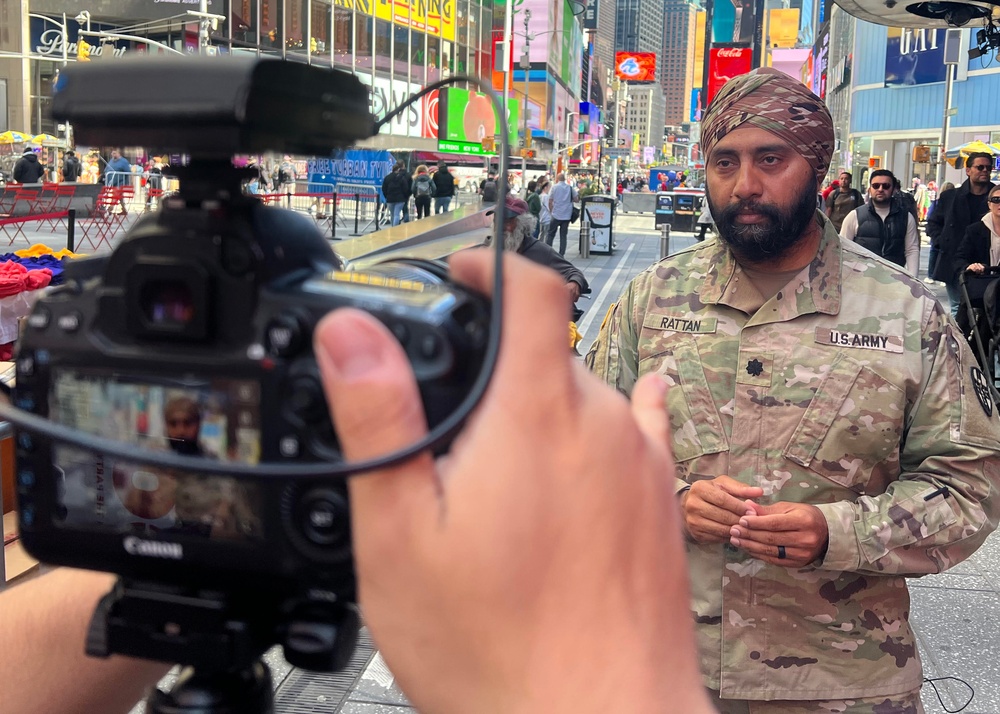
[[502, 0, 514, 177], [520, 9, 531, 196]]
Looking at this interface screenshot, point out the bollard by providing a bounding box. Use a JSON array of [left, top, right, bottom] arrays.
[[659, 223, 671, 261], [67, 209, 76, 253], [374, 196, 381, 232], [579, 198, 590, 259]]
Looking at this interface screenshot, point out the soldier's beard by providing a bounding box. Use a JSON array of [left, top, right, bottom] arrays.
[[709, 181, 818, 263]]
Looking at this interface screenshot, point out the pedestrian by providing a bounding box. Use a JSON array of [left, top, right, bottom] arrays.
[[954, 182, 1000, 276], [12, 147, 45, 184], [381, 161, 411, 227], [537, 178, 552, 240], [490, 195, 589, 310], [275, 156, 296, 192], [587, 67, 1000, 712], [838, 168, 920, 275], [927, 152, 997, 315], [432, 161, 456, 213], [525, 180, 541, 234], [412, 164, 434, 219], [892, 175, 919, 223], [104, 149, 131, 187], [61, 150, 81, 183], [823, 170, 863, 232], [480, 172, 499, 203], [546, 172, 578, 257]]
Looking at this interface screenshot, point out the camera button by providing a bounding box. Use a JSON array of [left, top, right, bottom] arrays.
[[57, 312, 82, 333], [279, 435, 300, 458], [300, 489, 348, 546], [288, 377, 326, 421], [389, 321, 409, 344], [266, 315, 306, 357], [27, 309, 51, 330], [418, 333, 442, 360]]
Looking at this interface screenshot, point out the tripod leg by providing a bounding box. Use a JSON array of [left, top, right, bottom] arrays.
[[146, 660, 274, 714]]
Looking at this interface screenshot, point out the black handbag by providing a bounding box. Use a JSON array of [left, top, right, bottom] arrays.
[[571, 205, 580, 223]]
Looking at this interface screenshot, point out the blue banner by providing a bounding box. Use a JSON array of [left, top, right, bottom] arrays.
[[307, 150, 396, 200]]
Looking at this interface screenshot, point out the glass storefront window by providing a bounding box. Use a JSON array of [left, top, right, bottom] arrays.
[[356, 15, 373, 71], [394, 25, 411, 81], [375, 18, 392, 73], [311, 0, 332, 63], [411, 30, 426, 86], [333, 6, 353, 68], [427, 35, 440, 84]]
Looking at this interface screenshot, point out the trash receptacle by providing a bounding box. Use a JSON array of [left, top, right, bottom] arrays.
[[581, 194, 615, 255], [655, 192, 674, 229]]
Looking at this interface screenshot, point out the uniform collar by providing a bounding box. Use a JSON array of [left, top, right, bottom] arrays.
[[700, 211, 842, 319]]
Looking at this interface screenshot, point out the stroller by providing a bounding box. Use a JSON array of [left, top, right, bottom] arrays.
[[957, 267, 1000, 405]]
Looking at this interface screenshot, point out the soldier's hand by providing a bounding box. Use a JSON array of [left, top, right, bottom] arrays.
[[968, 263, 986, 274], [680, 476, 764, 544], [728, 500, 829, 567]]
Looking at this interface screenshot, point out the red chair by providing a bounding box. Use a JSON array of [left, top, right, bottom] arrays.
[[77, 187, 122, 250], [43, 185, 78, 232]]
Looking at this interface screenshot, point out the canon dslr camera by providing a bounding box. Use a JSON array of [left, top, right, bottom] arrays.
[[9, 56, 492, 711]]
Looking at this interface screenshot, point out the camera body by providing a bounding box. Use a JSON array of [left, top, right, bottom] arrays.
[[12, 57, 492, 614]]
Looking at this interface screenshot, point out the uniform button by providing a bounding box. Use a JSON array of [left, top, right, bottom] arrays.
[[18, 356, 35, 378], [17, 432, 34, 451]]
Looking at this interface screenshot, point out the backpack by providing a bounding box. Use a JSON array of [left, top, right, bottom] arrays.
[[414, 175, 434, 197], [481, 179, 498, 202]]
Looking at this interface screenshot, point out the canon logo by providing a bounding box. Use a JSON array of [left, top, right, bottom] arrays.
[[123, 536, 183, 560]]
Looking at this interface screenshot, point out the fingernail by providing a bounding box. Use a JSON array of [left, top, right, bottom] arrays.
[[739, 518, 748, 528], [731, 537, 741, 547], [316, 312, 387, 381]]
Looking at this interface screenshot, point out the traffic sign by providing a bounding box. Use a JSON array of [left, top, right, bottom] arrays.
[[603, 148, 630, 158]]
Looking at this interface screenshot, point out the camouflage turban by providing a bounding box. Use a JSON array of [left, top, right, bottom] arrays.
[[701, 67, 833, 181]]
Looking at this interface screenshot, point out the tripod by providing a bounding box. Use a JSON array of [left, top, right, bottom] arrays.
[[88, 578, 360, 714]]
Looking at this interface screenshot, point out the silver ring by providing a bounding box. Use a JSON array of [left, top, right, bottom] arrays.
[[777, 545, 787, 560]]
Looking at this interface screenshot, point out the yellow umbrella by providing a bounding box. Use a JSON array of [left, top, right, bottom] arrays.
[[30, 133, 60, 146], [0, 130, 31, 144], [945, 139, 998, 167]]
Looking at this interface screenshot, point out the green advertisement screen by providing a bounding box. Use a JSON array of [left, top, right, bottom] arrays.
[[437, 88, 519, 156]]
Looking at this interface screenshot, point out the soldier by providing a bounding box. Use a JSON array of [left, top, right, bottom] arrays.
[[587, 67, 1000, 712]]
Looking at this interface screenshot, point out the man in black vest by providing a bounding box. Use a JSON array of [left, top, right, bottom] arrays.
[[927, 152, 997, 315], [839, 169, 919, 276]]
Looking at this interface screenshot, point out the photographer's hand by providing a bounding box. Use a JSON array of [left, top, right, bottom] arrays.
[[315, 252, 712, 714]]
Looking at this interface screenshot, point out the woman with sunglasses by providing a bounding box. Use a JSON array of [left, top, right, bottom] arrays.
[[955, 183, 1000, 275]]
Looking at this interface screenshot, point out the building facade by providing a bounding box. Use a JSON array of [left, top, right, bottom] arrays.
[[622, 82, 666, 155], [662, 0, 696, 125], [615, 0, 662, 54], [847, 21, 1000, 187], [0, 0, 503, 153]]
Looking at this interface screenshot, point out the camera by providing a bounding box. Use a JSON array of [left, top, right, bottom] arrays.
[[9, 56, 493, 707]]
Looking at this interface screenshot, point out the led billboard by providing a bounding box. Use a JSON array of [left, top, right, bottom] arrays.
[[707, 47, 753, 105], [615, 52, 656, 82], [437, 88, 519, 155]]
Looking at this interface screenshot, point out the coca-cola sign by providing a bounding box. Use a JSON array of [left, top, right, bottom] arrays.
[[707, 47, 752, 105]]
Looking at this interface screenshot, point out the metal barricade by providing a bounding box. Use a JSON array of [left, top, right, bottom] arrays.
[[336, 183, 381, 236]]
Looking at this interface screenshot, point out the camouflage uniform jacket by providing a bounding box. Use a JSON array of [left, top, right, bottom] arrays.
[[586, 216, 1000, 701]]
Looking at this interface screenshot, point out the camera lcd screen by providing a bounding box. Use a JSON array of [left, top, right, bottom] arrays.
[[49, 370, 264, 542]]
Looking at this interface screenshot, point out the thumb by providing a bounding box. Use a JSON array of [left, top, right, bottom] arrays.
[[314, 309, 438, 534], [630, 373, 671, 458]]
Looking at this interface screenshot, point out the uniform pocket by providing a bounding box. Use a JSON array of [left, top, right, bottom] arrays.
[[784, 352, 904, 493], [639, 334, 727, 463]]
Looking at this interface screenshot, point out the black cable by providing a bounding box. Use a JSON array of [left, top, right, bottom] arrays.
[[0, 73, 510, 481], [923, 676, 974, 713]]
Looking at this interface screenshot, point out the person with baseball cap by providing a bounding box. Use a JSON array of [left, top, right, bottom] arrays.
[[588, 67, 1000, 711], [488, 195, 589, 307]]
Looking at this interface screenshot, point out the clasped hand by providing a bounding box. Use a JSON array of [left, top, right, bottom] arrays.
[[680, 476, 829, 567]]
